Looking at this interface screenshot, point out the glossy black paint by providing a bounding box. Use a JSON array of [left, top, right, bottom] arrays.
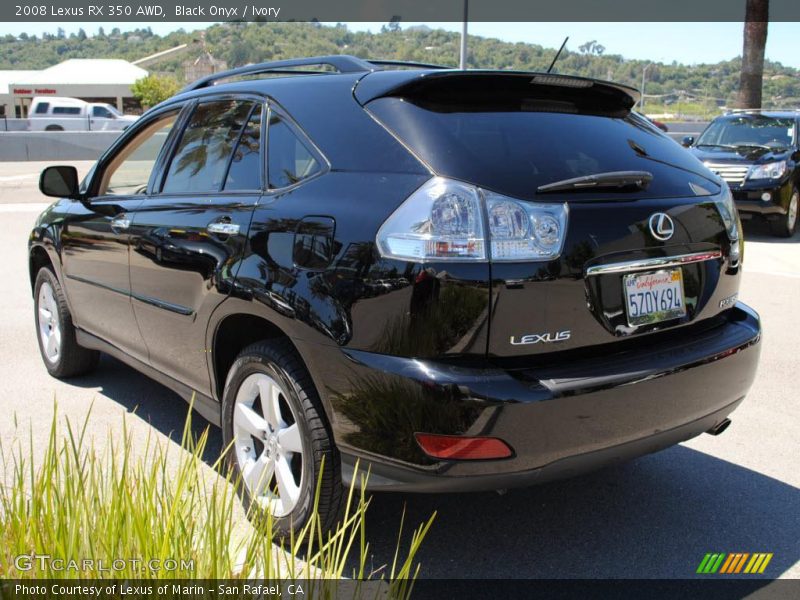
[[28, 64, 762, 492]]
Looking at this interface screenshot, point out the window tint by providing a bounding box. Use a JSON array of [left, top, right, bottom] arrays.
[[99, 111, 177, 196], [162, 100, 253, 194], [368, 96, 721, 201], [224, 106, 262, 191], [34, 102, 49, 114], [53, 106, 81, 115], [92, 106, 113, 118], [267, 113, 321, 189]]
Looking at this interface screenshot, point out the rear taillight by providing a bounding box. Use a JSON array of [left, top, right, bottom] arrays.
[[714, 185, 741, 263], [414, 433, 513, 460], [376, 177, 568, 262]]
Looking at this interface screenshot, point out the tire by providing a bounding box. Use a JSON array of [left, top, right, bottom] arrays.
[[34, 267, 99, 378], [770, 187, 799, 238], [44, 125, 64, 132], [222, 339, 344, 537]]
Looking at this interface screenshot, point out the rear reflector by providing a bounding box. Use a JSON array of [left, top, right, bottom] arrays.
[[414, 433, 513, 460]]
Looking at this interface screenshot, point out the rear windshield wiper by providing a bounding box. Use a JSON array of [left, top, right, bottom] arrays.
[[537, 171, 653, 194]]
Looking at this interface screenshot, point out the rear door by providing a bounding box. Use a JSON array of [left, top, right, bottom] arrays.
[[128, 96, 263, 394], [364, 73, 738, 359]]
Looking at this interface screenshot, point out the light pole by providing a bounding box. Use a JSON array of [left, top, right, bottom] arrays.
[[459, 0, 469, 69], [640, 63, 653, 111]]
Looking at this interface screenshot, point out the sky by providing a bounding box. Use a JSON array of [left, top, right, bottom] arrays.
[[1, 21, 798, 68]]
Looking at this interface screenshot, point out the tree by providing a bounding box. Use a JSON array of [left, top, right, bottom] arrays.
[[130, 74, 181, 108], [738, 0, 769, 108], [77, 28, 87, 41], [579, 40, 605, 56]]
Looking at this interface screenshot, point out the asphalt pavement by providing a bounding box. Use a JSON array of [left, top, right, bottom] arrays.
[[1, 161, 797, 580]]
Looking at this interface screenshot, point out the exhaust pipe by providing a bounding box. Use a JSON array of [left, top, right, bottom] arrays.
[[706, 418, 732, 436]]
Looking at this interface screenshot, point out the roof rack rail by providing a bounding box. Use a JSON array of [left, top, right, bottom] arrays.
[[367, 59, 450, 70], [183, 55, 376, 92], [182, 54, 452, 93]]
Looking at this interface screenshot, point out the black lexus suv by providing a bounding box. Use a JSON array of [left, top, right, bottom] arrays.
[[683, 110, 800, 237], [30, 56, 762, 535]]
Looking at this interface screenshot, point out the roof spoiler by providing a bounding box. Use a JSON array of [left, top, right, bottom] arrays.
[[354, 70, 640, 111]]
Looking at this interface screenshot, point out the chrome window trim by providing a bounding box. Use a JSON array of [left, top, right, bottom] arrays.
[[585, 250, 723, 276]]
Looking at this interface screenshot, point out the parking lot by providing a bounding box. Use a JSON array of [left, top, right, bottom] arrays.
[[1, 160, 798, 580]]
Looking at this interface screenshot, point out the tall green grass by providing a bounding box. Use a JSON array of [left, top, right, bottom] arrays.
[[0, 403, 434, 597]]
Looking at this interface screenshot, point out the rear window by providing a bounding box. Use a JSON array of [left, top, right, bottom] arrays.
[[162, 99, 253, 194], [52, 106, 81, 115], [267, 113, 321, 189], [368, 95, 719, 200], [34, 102, 49, 114]]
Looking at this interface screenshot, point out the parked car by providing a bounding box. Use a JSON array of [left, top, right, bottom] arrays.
[[30, 56, 761, 536], [683, 110, 799, 237], [28, 96, 138, 132]]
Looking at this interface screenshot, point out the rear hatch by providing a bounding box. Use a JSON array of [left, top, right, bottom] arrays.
[[362, 72, 740, 359]]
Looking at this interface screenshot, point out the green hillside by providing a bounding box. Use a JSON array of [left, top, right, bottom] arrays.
[[2, 22, 798, 117]]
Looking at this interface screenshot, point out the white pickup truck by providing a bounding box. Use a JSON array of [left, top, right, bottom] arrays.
[[28, 96, 139, 132]]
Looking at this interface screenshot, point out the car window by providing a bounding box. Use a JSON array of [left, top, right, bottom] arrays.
[[162, 100, 254, 194], [224, 106, 262, 191], [92, 106, 113, 118], [52, 106, 81, 115], [267, 113, 321, 189], [98, 110, 178, 196], [34, 102, 49, 114]]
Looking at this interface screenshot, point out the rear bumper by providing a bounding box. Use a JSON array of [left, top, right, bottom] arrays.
[[323, 303, 761, 492]]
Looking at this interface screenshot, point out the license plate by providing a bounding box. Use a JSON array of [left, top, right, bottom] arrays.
[[623, 269, 686, 326]]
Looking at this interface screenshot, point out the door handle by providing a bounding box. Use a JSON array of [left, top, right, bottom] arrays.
[[207, 221, 240, 235], [110, 215, 130, 230]]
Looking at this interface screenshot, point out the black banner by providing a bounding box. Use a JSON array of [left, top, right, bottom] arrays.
[[3, 0, 800, 23], [2, 579, 800, 600]]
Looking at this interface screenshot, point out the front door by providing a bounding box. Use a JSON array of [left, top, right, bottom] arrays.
[[128, 98, 264, 394], [61, 108, 181, 361]]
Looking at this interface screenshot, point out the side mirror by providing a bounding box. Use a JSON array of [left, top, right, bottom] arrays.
[[39, 165, 81, 199], [681, 136, 695, 148]]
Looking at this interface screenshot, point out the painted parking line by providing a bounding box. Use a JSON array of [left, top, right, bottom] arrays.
[[0, 203, 51, 212], [0, 174, 38, 182]]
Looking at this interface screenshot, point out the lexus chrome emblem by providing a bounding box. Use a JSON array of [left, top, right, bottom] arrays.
[[649, 213, 675, 241]]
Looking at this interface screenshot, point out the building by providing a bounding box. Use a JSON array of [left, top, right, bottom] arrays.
[[0, 59, 148, 119], [184, 51, 227, 82]]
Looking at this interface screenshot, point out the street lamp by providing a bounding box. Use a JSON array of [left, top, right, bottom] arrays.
[[640, 63, 653, 111], [460, 0, 469, 69]]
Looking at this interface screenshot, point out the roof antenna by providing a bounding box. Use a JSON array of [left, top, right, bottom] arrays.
[[547, 36, 569, 74]]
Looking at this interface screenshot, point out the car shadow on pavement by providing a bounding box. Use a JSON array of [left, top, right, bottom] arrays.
[[64, 356, 798, 579], [67, 354, 224, 462], [360, 445, 799, 579]]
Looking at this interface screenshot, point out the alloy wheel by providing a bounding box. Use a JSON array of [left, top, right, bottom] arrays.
[[788, 191, 798, 233], [233, 372, 305, 518], [37, 281, 61, 363]]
